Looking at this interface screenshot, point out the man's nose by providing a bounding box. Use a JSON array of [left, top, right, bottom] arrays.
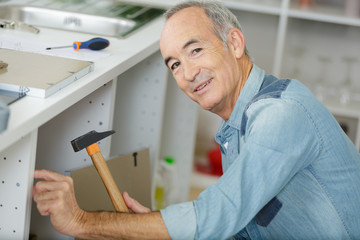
[[183, 60, 199, 81]]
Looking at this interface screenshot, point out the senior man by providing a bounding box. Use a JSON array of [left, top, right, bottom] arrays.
[[33, 1, 360, 239]]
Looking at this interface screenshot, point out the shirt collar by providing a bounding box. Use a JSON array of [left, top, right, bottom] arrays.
[[223, 64, 265, 130]]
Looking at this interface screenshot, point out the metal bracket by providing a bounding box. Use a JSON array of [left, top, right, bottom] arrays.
[[0, 20, 40, 34], [0, 61, 8, 74]]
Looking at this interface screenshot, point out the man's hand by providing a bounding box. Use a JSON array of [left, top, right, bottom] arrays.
[[33, 169, 171, 239], [33, 169, 85, 237]]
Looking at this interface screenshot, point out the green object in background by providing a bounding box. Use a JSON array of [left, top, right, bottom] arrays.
[[165, 157, 175, 164]]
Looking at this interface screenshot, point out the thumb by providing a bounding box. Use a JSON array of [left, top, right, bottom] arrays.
[[123, 192, 151, 214]]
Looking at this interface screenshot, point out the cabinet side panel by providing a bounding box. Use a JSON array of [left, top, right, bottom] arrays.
[[0, 131, 37, 239]]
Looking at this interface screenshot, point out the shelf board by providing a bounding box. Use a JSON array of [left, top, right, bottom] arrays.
[[225, 0, 282, 16], [288, 2, 360, 27], [324, 99, 360, 119]]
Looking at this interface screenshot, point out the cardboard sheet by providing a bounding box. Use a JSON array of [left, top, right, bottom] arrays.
[[71, 149, 151, 211]]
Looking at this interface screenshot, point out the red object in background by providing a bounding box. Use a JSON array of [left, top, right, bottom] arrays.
[[299, 0, 312, 7], [207, 145, 223, 176], [195, 144, 223, 176]]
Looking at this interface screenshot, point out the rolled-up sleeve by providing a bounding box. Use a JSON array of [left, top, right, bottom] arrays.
[[160, 201, 197, 239]]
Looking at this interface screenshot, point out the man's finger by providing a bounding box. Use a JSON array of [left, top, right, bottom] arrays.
[[35, 179, 72, 194], [35, 198, 62, 216], [123, 192, 151, 214], [34, 189, 64, 202], [34, 169, 70, 182]]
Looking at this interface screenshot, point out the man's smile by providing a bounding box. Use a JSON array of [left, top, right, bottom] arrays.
[[194, 78, 213, 93]]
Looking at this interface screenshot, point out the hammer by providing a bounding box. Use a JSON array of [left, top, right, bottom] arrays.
[[71, 130, 129, 213]]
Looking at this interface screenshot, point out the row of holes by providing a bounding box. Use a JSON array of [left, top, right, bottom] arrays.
[[3, 157, 22, 162], [0, 204, 19, 210], [0, 203, 20, 233], [1, 181, 21, 187], [1, 157, 22, 187], [1, 156, 22, 223], [1, 157, 22, 235], [0, 228, 17, 233], [88, 100, 105, 126]]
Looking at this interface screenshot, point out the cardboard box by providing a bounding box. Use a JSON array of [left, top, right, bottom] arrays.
[[71, 149, 151, 211]]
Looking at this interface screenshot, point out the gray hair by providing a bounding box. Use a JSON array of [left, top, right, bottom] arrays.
[[164, 1, 250, 56]]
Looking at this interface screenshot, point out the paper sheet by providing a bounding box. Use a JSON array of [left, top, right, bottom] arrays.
[[0, 34, 111, 62]]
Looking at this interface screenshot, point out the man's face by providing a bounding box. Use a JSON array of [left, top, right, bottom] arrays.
[[160, 7, 242, 115]]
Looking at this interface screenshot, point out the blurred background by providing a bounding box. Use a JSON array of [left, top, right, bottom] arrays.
[[191, 0, 360, 200]]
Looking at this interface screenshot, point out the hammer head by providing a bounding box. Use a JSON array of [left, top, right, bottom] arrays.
[[71, 130, 115, 152]]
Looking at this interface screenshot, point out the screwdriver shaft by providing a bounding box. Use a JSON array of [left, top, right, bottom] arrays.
[[46, 45, 72, 50]]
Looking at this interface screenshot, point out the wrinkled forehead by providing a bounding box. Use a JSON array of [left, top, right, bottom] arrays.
[[160, 7, 214, 55]]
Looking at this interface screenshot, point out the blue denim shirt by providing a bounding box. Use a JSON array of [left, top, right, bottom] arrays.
[[161, 65, 360, 240]]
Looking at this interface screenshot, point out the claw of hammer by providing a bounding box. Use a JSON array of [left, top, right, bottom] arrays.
[[71, 130, 129, 213]]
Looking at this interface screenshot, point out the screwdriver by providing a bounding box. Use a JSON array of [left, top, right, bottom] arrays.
[[46, 37, 109, 51]]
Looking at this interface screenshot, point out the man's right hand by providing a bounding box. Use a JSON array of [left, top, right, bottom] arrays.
[[33, 169, 171, 239]]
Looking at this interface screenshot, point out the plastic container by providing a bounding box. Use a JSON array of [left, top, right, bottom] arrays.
[[154, 173, 165, 210], [154, 157, 179, 209]]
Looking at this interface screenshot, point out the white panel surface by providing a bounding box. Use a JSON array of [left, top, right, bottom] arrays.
[[0, 130, 37, 239], [111, 51, 168, 177]]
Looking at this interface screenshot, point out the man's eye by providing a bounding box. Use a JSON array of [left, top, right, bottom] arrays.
[[171, 62, 180, 71], [192, 48, 202, 55]]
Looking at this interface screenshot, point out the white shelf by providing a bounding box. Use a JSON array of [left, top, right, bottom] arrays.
[[325, 100, 360, 119], [227, 0, 360, 27], [225, 0, 282, 15], [288, 2, 360, 27]]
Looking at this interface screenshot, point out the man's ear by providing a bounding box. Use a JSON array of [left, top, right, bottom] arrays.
[[227, 28, 245, 58]]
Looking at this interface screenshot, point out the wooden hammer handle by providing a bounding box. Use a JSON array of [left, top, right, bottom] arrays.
[[88, 145, 129, 213]]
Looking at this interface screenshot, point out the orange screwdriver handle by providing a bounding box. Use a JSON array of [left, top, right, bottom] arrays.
[[73, 41, 81, 51], [73, 38, 109, 51]]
